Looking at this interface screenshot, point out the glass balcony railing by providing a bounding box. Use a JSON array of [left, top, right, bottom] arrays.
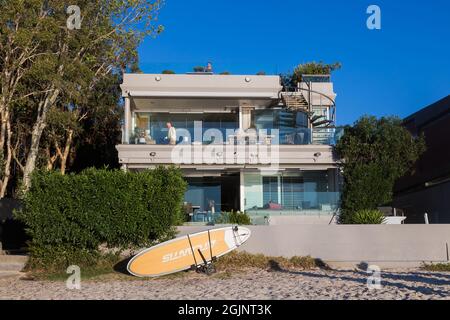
[[127, 127, 344, 146], [312, 127, 344, 145], [244, 191, 341, 216], [188, 191, 340, 225], [190, 212, 235, 224], [300, 74, 331, 83]]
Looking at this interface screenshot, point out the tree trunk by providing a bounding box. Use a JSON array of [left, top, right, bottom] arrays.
[[0, 113, 13, 198], [22, 89, 60, 192], [45, 146, 58, 171], [0, 103, 7, 152], [60, 129, 73, 175], [0, 59, 11, 153]]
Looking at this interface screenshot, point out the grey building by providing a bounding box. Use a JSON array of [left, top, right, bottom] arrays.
[[394, 95, 450, 223]]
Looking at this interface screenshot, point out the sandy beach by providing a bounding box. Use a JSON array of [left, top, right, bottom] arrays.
[[0, 268, 449, 300]]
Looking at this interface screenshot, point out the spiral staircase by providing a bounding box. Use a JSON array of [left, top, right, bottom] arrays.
[[280, 86, 336, 145]]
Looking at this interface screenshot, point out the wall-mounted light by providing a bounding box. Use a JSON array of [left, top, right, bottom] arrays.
[[314, 152, 322, 157], [155, 76, 161, 81], [245, 77, 251, 83]]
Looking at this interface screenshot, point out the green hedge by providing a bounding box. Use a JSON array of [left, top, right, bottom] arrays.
[[15, 166, 187, 271]]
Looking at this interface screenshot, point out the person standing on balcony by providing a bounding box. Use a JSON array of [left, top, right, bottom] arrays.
[[206, 61, 213, 73], [166, 122, 177, 145]]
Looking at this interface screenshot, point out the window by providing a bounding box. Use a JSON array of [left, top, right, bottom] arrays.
[[131, 112, 238, 144], [184, 178, 221, 213], [281, 176, 304, 209], [263, 177, 278, 205]]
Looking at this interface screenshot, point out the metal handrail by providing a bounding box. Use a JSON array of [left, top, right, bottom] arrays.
[[279, 82, 337, 124]]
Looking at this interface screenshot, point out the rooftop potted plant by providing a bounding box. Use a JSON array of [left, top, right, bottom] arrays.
[[193, 66, 206, 73]]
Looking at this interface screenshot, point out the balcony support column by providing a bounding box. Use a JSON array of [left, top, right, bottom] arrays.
[[239, 106, 243, 130], [239, 106, 253, 131], [240, 170, 245, 212], [124, 96, 131, 144]]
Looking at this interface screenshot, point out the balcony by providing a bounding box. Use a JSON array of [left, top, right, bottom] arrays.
[[125, 108, 344, 148], [244, 191, 340, 213], [126, 127, 342, 146]]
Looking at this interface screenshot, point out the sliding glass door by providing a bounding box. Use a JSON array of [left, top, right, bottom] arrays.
[[244, 170, 340, 214]]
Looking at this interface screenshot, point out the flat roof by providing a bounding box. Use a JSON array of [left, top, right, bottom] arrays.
[[403, 95, 450, 130], [121, 73, 282, 99]]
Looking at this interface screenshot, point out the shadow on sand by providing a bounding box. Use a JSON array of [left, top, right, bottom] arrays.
[[265, 260, 449, 298], [113, 257, 133, 276]]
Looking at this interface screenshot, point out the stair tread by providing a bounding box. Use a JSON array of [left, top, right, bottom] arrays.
[[0, 255, 29, 263], [310, 115, 325, 121], [312, 120, 333, 127]]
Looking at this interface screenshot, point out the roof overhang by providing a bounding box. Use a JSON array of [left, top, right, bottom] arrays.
[[121, 73, 282, 100]]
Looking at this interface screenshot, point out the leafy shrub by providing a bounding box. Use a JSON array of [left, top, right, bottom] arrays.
[[345, 209, 385, 224], [294, 61, 341, 76], [15, 166, 187, 271], [193, 66, 205, 72], [215, 211, 251, 225]]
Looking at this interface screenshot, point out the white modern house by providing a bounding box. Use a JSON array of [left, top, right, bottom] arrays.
[[117, 71, 342, 224]]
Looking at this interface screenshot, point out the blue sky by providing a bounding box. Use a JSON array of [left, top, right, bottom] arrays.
[[138, 0, 450, 125]]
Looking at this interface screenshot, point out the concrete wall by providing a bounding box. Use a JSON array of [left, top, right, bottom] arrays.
[[177, 225, 450, 268]]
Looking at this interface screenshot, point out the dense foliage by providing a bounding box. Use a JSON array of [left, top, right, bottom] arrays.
[[336, 116, 425, 224], [193, 66, 206, 72], [281, 61, 341, 88], [294, 61, 341, 76], [15, 166, 187, 271]]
